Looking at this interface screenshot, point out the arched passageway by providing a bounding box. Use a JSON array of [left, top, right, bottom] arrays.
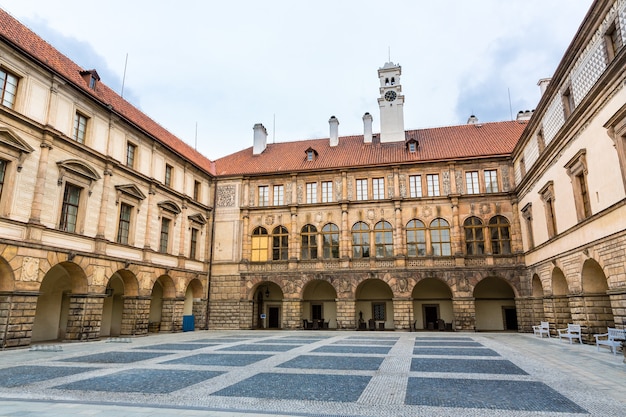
[[149, 275, 176, 332], [578, 259, 613, 340], [412, 278, 453, 330], [253, 282, 284, 329], [302, 280, 337, 329], [474, 276, 517, 331], [355, 279, 394, 330], [549, 267, 571, 330]]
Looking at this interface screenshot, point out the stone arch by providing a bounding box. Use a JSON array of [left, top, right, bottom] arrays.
[[32, 261, 89, 342], [183, 278, 205, 330], [473, 276, 517, 331], [355, 278, 394, 330], [577, 258, 614, 340], [302, 279, 338, 329], [530, 273, 547, 327], [549, 266, 572, 330], [101, 269, 139, 337], [411, 277, 453, 330], [251, 281, 284, 329], [0, 255, 15, 292], [551, 267, 569, 295], [148, 274, 176, 332], [532, 274, 544, 297]]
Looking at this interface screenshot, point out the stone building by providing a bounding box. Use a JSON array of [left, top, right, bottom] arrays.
[[0, 9, 215, 348], [1, 0, 625, 348]]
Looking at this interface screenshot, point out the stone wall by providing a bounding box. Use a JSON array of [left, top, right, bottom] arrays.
[[65, 295, 104, 341], [0, 293, 38, 348]]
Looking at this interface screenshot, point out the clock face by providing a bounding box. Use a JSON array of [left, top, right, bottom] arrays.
[[384, 90, 397, 102]]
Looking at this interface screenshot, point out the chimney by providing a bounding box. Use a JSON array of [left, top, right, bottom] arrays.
[[363, 112, 373, 143], [253, 123, 267, 155], [538, 78, 551, 95], [516, 110, 533, 121], [467, 115, 479, 124], [329, 116, 339, 147]]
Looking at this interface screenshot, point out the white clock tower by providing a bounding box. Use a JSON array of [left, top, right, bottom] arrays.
[[378, 62, 405, 143]]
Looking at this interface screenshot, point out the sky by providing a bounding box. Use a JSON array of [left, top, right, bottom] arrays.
[[1, 1, 592, 160]]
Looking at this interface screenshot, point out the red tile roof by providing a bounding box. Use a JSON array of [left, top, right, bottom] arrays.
[[215, 121, 526, 176], [0, 9, 215, 176]]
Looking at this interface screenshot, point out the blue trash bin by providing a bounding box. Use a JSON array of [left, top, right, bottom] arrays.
[[182, 315, 194, 332]]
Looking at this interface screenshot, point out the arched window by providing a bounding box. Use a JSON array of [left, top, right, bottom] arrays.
[[321, 223, 339, 259], [352, 222, 370, 258], [301, 224, 318, 260], [489, 215, 511, 254], [464, 216, 484, 255], [272, 226, 289, 260], [406, 219, 426, 257], [430, 218, 451, 256], [374, 221, 393, 258], [251, 227, 268, 262]]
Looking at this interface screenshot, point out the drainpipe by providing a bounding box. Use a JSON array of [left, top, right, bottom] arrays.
[[205, 178, 218, 330]]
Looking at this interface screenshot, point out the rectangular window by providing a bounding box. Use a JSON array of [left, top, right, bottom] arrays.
[[190, 228, 199, 259], [193, 180, 201, 201], [372, 178, 384, 200], [59, 183, 81, 233], [116, 203, 132, 244], [159, 217, 170, 253], [372, 303, 386, 321], [521, 203, 534, 250], [605, 22, 621, 63], [409, 175, 422, 198], [0, 159, 6, 199], [306, 182, 317, 204], [540, 182, 557, 239], [126, 142, 137, 168], [577, 173, 591, 218], [484, 170, 498, 193], [273, 185, 284, 205], [321, 181, 333, 203], [356, 179, 368, 200], [165, 164, 172, 186], [465, 171, 479, 194], [562, 86, 575, 119], [565, 150, 591, 222], [258, 185, 269, 206], [72, 112, 88, 143], [426, 174, 440, 196], [0, 68, 18, 108]]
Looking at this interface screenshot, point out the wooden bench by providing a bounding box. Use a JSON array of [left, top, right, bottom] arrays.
[[557, 324, 582, 344], [594, 328, 625, 355], [532, 321, 550, 338]]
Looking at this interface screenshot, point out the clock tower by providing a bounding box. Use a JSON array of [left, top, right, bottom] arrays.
[[378, 62, 405, 143]]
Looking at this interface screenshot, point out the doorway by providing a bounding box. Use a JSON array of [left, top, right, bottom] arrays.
[[423, 304, 439, 330], [268, 306, 280, 328], [503, 307, 518, 330]]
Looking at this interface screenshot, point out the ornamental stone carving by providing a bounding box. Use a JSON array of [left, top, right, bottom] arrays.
[[21, 257, 39, 282], [442, 171, 451, 195], [455, 170, 463, 194], [216, 185, 236, 207], [296, 184, 303, 204], [502, 166, 511, 191], [422, 205, 432, 219], [334, 178, 342, 201], [387, 174, 394, 198], [399, 174, 407, 198], [285, 183, 292, 205]]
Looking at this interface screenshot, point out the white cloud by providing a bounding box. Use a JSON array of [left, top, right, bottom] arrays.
[[0, 0, 592, 159]]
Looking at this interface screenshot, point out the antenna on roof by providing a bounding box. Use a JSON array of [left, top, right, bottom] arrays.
[[121, 53, 128, 98], [508, 87, 513, 121], [273, 113, 276, 144], [388, 46, 391, 62], [195, 122, 198, 150]]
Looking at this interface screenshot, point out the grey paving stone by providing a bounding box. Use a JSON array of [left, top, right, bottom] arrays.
[[411, 358, 528, 374], [212, 373, 371, 402], [313, 345, 391, 354], [413, 341, 483, 347], [162, 353, 272, 366], [405, 377, 588, 413], [414, 337, 474, 341], [347, 336, 399, 340], [53, 369, 223, 394], [0, 366, 98, 387], [278, 355, 384, 371], [217, 343, 301, 352], [134, 343, 217, 350], [254, 339, 318, 344], [413, 347, 500, 356], [191, 338, 252, 343], [59, 351, 169, 363], [332, 339, 397, 346]]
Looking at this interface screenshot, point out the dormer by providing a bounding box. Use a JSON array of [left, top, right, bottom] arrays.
[[79, 69, 100, 90], [406, 138, 418, 153], [305, 147, 318, 161]]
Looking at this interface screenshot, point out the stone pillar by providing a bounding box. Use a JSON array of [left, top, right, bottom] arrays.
[[394, 202, 404, 257], [143, 184, 156, 251], [0, 292, 38, 348], [28, 138, 53, 225], [121, 296, 150, 336], [290, 207, 298, 261], [452, 297, 475, 331], [510, 198, 524, 253], [608, 288, 626, 328], [65, 295, 104, 341], [515, 297, 534, 332], [392, 298, 413, 330], [193, 298, 207, 330], [178, 201, 188, 257], [95, 164, 113, 252], [336, 299, 356, 329], [451, 197, 462, 256], [341, 204, 349, 259], [160, 298, 184, 332], [282, 299, 301, 329]]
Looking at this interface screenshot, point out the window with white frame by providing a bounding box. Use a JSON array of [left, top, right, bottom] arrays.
[[356, 179, 368, 200], [372, 178, 385, 200], [258, 185, 269, 206], [321, 181, 333, 203], [484, 170, 498, 193], [306, 182, 317, 204], [0, 68, 18, 108], [465, 171, 479, 194], [116, 203, 132, 245], [273, 185, 284, 205], [409, 175, 422, 198], [426, 174, 440, 196], [72, 112, 88, 143]]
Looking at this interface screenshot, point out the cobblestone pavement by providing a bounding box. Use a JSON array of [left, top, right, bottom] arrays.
[[0, 331, 624, 417]]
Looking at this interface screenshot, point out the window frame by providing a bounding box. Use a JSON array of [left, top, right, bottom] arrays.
[[273, 184, 284, 206], [321, 223, 340, 259], [165, 164, 173, 187], [484, 169, 499, 193], [409, 175, 422, 198], [321, 181, 333, 203], [564, 149, 591, 221], [126, 141, 137, 168], [356, 178, 368, 200], [374, 220, 393, 258], [430, 218, 451, 256], [562, 85, 575, 119], [351, 221, 370, 258], [0, 67, 19, 109], [301, 224, 318, 260], [116, 202, 133, 245], [193, 180, 201, 201], [258, 185, 269, 206], [426, 174, 440, 197], [272, 225, 289, 261], [189, 227, 199, 260], [406, 219, 426, 257], [489, 215, 511, 255], [251, 226, 269, 262], [59, 182, 82, 233], [159, 216, 171, 253], [465, 171, 479, 194], [72, 112, 88, 144], [539, 181, 557, 239], [372, 177, 385, 200], [306, 182, 317, 204], [464, 216, 484, 255], [372, 302, 386, 321]]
